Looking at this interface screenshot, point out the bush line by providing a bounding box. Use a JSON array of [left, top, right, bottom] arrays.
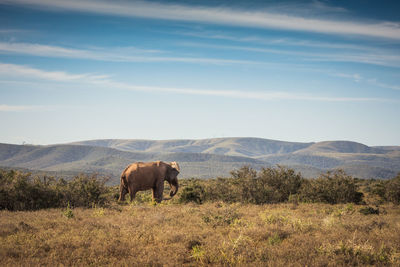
[[1, 166, 399, 210]]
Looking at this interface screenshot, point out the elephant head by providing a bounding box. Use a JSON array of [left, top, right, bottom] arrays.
[[166, 161, 180, 197]]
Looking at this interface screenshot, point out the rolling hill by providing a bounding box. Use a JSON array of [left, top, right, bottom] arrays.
[[69, 137, 313, 157], [69, 138, 400, 178], [1, 137, 399, 182], [0, 143, 270, 183]]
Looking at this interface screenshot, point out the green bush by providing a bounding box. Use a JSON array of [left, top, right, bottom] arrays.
[[384, 173, 400, 204], [3, 167, 399, 210], [298, 170, 363, 204], [0, 169, 111, 210], [365, 179, 386, 200], [359, 206, 379, 215], [228, 165, 303, 204], [62, 174, 109, 207], [0, 170, 60, 210], [257, 166, 303, 203], [63, 202, 74, 218], [179, 180, 206, 204]]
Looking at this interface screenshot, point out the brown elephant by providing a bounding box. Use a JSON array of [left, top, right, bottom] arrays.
[[118, 161, 180, 203]]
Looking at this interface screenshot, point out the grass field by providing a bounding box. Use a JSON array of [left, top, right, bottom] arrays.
[[1, 202, 400, 266]]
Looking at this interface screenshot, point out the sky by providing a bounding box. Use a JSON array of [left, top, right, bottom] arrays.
[[0, 0, 399, 146]]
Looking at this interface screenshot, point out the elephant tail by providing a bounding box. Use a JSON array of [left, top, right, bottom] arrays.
[[120, 163, 133, 188], [120, 172, 128, 189]]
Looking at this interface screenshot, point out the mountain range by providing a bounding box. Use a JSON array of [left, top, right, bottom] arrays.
[[1, 137, 399, 184]]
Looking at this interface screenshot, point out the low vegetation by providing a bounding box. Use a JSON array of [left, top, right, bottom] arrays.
[[1, 202, 400, 266], [1, 167, 400, 266], [179, 166, 399, 205], [0, 169, 111, 210]]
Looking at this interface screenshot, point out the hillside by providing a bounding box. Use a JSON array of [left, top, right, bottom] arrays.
[[294, 141, 386, 154], [1, 137, 399, 180], [70, 137, 313, 157], [69, 138, 400, 179], [0, 143, 270, 182]]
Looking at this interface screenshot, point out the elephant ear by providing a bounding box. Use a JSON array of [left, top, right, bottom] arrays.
[[170, 161, 180, 172]]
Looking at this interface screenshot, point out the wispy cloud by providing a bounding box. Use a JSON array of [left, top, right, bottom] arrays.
[[367, 79, 400, 91], [0, 62, 392, 103], [0, 104, 45, 112], [262, 0, 349, 16], [180, 41, 400, 68], [0, 42, 260, 66], [176, 30, 378, 52], [2, 40, 399, 69], [0, 29, 28, 34], [104, 82, 385, 102], [0, 62, 107, 81], [331, 72, 400, 91], [308, 0, 348, 14], [331, 73, 362, 82], [1, 0, 400, 39], [0, 42, 160, 60]]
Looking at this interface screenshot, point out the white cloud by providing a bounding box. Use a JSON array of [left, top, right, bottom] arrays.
[[113, 83, 384, 102], [330, 72, 400, 91], [0, 42, 260, 66], [0, 104, 45, 112], [332, 73, 362, 82], [0, 62, 109, 82], [0, 62, 392, 103], [180, 41, 400, 68], [0, 42, 161, 60], [2, 40, 399, 68], [0, 0, 400, 40], [176, 30, 383, 52], [367, 79, 400, 91], [1, 0, 400, 39]]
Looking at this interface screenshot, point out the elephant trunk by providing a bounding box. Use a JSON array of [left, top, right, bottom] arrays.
[[169, 183, 179, 197]]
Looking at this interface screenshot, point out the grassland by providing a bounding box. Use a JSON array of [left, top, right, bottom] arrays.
[[1, 202, 400, 266]]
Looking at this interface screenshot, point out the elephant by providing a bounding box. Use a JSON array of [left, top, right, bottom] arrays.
[[118, 161, 180, 203]]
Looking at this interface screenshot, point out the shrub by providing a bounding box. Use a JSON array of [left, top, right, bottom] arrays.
[[228, 165, 304, 204], [204, 178, 241, 203], [0, 170, 60, 210], [201, 205, 241, 227], [63, 202, 74, 218], [384, 173, 400, 204], [2, 167, 395, 210], [179, 180, 206, 204], [257, 166, 303, 203], [191, 245, 206, 263], [268, 233, 283, 245], [63, 174, 110, 207], [0, 169, 111, 210], [298, 170, 363, 204], [359, 206, 380, 215]]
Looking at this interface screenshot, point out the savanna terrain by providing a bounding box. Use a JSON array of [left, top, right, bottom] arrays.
[[1, 202, 400, 266], [1, 167, 400, 266]]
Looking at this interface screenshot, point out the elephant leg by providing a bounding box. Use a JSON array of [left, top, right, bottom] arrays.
[[152, 182, 164, 203], [129, 189, 137, 202], [119, 184, 128, 201]]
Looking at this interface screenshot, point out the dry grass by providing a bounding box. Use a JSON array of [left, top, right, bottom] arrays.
[[1, 202, 400, 266]]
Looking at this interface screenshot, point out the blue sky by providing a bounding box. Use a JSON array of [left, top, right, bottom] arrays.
[[0, 0, 399, 146]]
